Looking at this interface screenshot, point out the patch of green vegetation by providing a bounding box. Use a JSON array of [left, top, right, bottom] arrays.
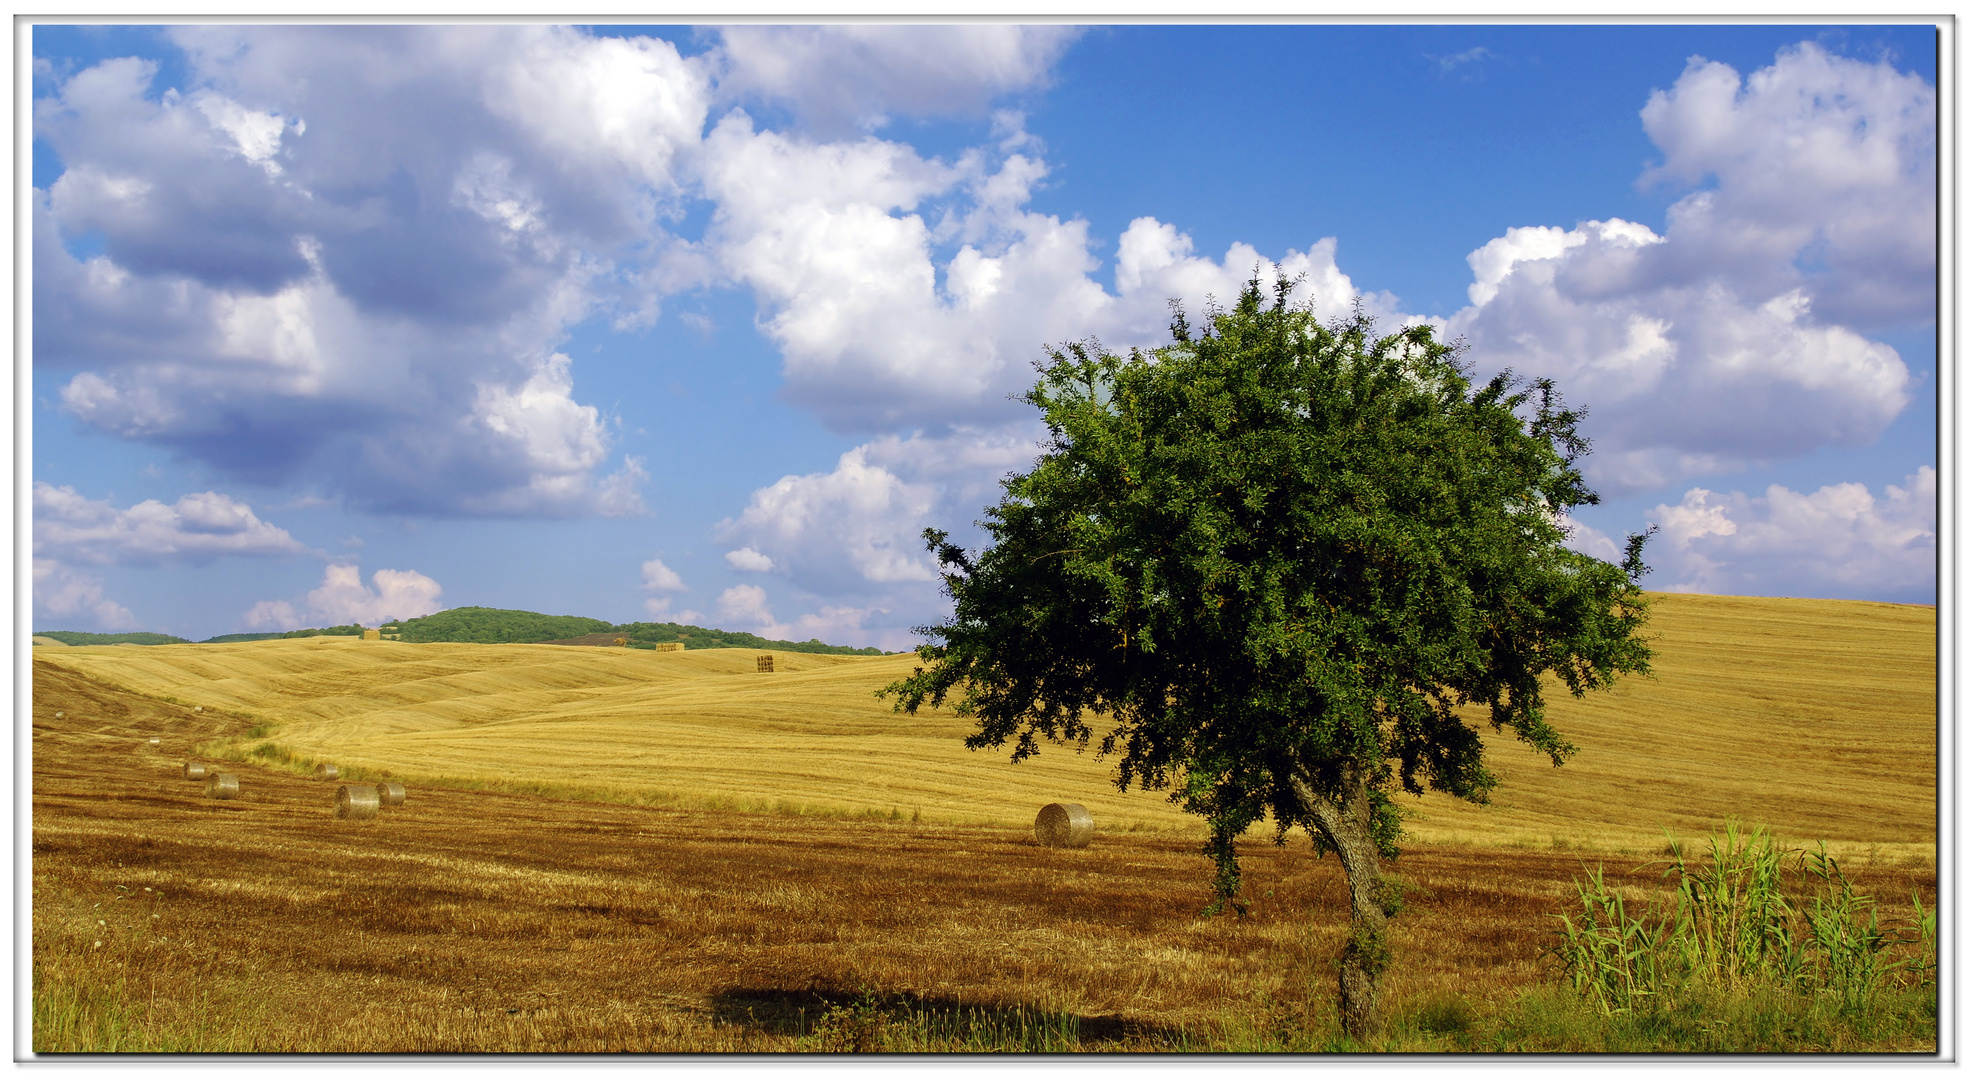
[[378, 607, 887, 654], [1484, 982, 1937, 1053], [1541, 820, 1937, 1051], [606, 620, 886, 655], [33, 944, 269, 1052], [247, 742, 297, 766], [33, 631, 192, 646], [393, 607, 613, 644], [199, 625, 366, 644], [796, 992, 1091, 1053]]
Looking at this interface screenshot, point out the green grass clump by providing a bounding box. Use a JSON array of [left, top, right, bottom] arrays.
[[1546, 821, 1936, 1045], [33, 943, 269, 1053], [790, 992, 1102, 1053], [1491, 982, 1938, 1053]]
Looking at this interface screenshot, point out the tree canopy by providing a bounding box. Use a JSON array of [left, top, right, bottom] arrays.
[[607, 621, 887, 655], [386, 607, 887, 653], [33, 630, 194, 646], [199, 625, 367, 644], [883, 278, 1654, 1036], [393, 607, 613, 644]]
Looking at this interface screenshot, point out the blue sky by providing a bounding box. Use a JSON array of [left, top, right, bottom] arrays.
[[29, 22, 1940, 646]]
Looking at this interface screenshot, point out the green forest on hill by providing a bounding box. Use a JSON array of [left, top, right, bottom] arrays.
[[605, 621, 886, 656], [199, 625, 367, 644], [33, 631, 193, 646], [391, 607, 613, 644], [387, 607, 884, 653], [39, 607, 889, 655]]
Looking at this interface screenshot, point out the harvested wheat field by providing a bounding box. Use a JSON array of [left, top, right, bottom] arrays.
[[30, 592, 1937, 1052], [35, 592, 1936, 859]]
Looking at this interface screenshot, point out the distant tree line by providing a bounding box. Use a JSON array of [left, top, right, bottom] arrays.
[[34, 630, 194, 646], [395, 608, 889, 654], [198, 625, 367, 644], [607, 621, 886, 656], [39, 607, 889, 655], [391, 607, 612, 644]]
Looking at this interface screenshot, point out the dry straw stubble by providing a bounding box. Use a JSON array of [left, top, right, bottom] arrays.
[[336, 784, 380, 820], [1035, 802, 1094, 848], [26, 650, 1937, 1054], [32, 593, 1934, 850]]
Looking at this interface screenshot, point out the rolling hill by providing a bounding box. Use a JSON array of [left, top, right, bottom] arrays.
[[31, 592, 1935, 857], [35, 607, 887, 654]]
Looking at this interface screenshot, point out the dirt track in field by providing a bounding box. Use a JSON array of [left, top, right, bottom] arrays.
[[30, 658, 1937, 1052]]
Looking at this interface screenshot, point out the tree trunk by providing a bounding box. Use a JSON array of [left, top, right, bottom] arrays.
[[1289, 762, 1392, 1041]]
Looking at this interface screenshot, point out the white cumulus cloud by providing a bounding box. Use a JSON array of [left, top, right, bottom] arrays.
[[316, 565, 444, 625], [717, 443, 939, 587], [242, 599, 305, 632], [35, 29, 1936, 627], [35, 27, 697, 516], [1645, 467, 1934, 601], [714, 25, 1079, 134], [1637, 42, 1935, 329], [712, 582, 889, 646], [1444, 43, 1931, 496], [716, 428, 1046, 597], [641, 556, 687, 592], [33, 560, 140, 631], [34, 482, 309, 566], [715, 583, 778, 631], [639, 556, 687, 618], [698, 104, 1399, 438], [257, 564, 444, 627], [724, 547, 777, 573], [1559, 513, 1626, 565]]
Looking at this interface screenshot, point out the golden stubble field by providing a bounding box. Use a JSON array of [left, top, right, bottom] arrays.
[[29, 591, 1937, 1052], [35, 591, 1937, 858]]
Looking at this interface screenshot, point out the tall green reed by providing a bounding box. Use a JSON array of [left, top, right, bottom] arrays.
[[1550, 822, 1931, 1017]]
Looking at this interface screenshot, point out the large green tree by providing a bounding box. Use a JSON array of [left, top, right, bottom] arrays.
[[882, 278, 1655, 1038]]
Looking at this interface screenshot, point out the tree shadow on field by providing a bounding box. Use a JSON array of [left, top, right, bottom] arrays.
[[707, 983, 1183, 1050]]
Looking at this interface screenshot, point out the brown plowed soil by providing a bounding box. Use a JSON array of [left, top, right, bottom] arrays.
[[29, 658, 1937, 1053]]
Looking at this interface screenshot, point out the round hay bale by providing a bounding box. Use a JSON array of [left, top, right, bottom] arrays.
[[336, 784, 380, 820], [182, 761, 208, 781], [193, 706, 202, 712], [205, 774, 240, 800], [315, 763, 339, 781], [148, 737, 160, 745], [1034, 802, 1094, 848], [54, 711, 63, 719], [756, 654, 775, 672], [374, 782, 406, 807]]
